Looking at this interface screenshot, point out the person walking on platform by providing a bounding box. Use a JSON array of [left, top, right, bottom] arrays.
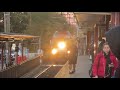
[[67, 38, 78, 74]]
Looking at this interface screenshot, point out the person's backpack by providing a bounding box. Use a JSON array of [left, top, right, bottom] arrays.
[[89, 55, 101, 78]]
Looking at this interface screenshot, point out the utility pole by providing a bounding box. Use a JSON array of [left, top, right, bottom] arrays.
[[28, 12, 31, 28], [4, 12, 10, 33], [4, 12, 10, 66]]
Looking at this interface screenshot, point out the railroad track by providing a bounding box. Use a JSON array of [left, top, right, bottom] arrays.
[[20, 65, 48, 78], [35, 65, 63, 78], [21, 64, 63, 78]]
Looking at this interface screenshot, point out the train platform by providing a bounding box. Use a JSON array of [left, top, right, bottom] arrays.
[[55, 55, 92, 78]]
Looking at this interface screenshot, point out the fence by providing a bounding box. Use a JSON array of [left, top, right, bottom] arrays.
[[0, 55, 40, 78]]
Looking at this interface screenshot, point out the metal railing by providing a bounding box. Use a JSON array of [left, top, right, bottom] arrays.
[[0, 55, 40, 78]]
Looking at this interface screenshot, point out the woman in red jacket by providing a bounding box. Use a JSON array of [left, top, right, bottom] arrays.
[[92, 42, 118, 78]]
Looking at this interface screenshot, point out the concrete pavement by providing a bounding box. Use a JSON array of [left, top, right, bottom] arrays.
[[55, 55, 92, 78]]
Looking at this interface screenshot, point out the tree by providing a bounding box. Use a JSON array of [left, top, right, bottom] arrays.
[[10, 12, 29, 33], [0, 12, 29, 33], [25, 12, 76, 52]]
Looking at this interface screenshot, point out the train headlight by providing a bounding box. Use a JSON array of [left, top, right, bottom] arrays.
[[67, 50, 70, 54], [58, 42, 66, 49], [52, 48, 57, 55]]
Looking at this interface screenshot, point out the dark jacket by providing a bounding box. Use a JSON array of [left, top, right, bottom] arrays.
[[105, 26, 120, 60], [67, 42, 78, 64], [105, 25, 120, 78]]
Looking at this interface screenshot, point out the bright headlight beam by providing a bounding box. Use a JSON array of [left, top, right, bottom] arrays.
[[67, 51, 70, 54], [52, 48, 57, 55], [58, 42, 66, 49]]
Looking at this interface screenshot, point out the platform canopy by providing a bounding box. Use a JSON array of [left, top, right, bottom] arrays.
[[0, 33, 39, 41]]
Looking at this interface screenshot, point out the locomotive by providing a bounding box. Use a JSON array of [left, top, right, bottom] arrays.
[[50, 30, 72, 64]]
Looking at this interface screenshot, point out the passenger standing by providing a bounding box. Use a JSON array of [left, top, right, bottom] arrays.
[[92, 42, 118, 78], [89, 42, 94, 63], [67, 39, 78, 74], [38, 48, 43, 64]]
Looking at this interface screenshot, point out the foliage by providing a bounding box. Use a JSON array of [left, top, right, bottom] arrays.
[[0, 12, 29, 33], [25, 12, 76, 52], [10, 12, 29, 33]]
